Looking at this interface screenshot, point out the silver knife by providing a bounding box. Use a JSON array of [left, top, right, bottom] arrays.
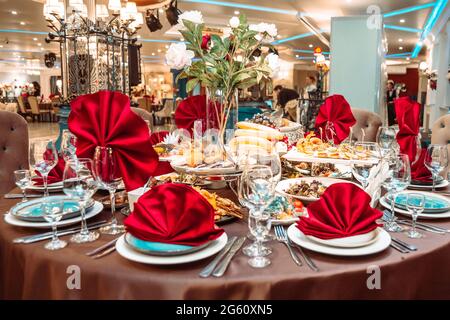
[[13, 220, 109, 244], [4, 194, 42, 199], [199, 236, 237, 278], [390, 242, 409, 254], [290, 241, 319, 272], [395, 220, 446, 235], [398, 220, 450, 233], [391, 237, 417, 251], [212, 237, 245, 277]]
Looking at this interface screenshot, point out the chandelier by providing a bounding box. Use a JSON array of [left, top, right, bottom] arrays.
[[43, 0, 144, 98]]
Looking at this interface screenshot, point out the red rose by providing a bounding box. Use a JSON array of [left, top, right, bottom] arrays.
[[201, 34, 211, 50]]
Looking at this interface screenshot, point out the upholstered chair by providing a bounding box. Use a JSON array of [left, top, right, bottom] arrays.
[[351, 108, 383, 142], [131, 107, 153, 132], [0, 111, 29, 194], [431, 114, 450, 177]]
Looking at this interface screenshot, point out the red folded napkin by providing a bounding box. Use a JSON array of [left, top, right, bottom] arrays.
[[395, 96, 421, 164], [315, 95, 356, 144], [33, 152, 65, 186], [68, 90, 159, 191], [174, 95, 220, 133], [150, 130, 174, 176], [411, 149, 432, 182], [124, 183, 224, 246], [297, 183, 382, 239]]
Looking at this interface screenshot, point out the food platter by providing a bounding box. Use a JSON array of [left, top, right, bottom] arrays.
[[283, 149, 379, 165]]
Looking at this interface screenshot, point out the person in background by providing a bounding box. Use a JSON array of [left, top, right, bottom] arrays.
[[386, 80, 398, 126], [303, 76, 317, 98], [31, 81, 41, 97], [273, 85, 300, 121]]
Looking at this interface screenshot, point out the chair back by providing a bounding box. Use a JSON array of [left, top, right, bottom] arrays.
[[431, 114, 450, 177], [131, 107, 153, 131], [350, 108, 382, 142], [0, 111, 29, 194], [28, 96, 39, 115], [156, 99, 174, 118], [16, 96, 27, 113]]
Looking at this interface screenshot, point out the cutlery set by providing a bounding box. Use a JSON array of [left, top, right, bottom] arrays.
[[199, 236, 245, 278], [382, 210, 449, 235], [85, 237, 120, 259], [390, 237, 417, 253]]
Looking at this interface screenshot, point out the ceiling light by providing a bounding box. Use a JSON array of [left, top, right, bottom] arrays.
[[152, 52, 155, 56], [11, 10, 17, 15], [406, 57, 410, 61], [295, 54, 299, 58], [399, 46, 403, 50], [33, 38, 38, 41], [399, 19, 405, 23], [308, 44, 313, 48], [165, 45, 169, 49], [0, 45, 3, 48], [37, 43, 42, 46], [20, 22, 25, 25], [157, 49, 161, 52], [108, 0, 121, 11], [398, 38, 403, 42], [234, 10, 240, 15]]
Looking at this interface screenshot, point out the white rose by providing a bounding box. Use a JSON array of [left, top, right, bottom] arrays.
[[266, 53, 280, 74], [178, 10, 204, 27], [165, 43, 195, 70], [262, 23, 277, 37], [250, 23, 277, 43], [229, 16, 240, 28], [221, 27, 232, 39], [249, 24, 260, 33]]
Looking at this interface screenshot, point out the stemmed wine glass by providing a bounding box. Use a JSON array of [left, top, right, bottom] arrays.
[[406, 193, 425, 239], [63, 158, 99, 243], [424, 144, 448, 192], [376, 126, 396, 158], [41, 198, 67, 250], [351, 142, 381, 190], [61, 129, 77, 162], [383, 153, 411, 232], [29, 139, 58, 197], [14, 170, 30, 202], [239, 164, 277, 268], [93, 146, 125, 235]]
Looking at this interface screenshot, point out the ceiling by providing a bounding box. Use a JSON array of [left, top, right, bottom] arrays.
[[0, 0, 446, 72]]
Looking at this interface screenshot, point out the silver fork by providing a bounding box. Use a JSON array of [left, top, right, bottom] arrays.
[[277, 226, 320, 272], [274, 225, 302, 266]]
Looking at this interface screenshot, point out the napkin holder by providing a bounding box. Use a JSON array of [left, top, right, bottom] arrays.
[[128, 187, 150, 212]]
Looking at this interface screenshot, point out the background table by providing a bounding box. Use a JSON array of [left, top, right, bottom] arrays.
[[1, 188, 449, 299]]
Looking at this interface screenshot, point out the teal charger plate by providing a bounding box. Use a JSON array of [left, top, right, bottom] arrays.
[[387, 193, 449, 213]]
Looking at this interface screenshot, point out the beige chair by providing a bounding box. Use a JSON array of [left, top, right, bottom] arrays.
[[155, 99, 174, 124], [431, 114, 450, 177], [28, 96, 49, 122], [351, 108, 383, 142], [131, 107, 153, 132], [17, 95, 31, 119], [284, 99, 298, 122], [0, 111, 29, 194]]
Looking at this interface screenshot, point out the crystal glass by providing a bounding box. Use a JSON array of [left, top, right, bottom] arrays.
[[239, 165, 276, 268], [41, 198, 67, 250], [93, 146, 125, 235], [424, 144, 448, 192], [30, 139, 58, 197], [61, 129, 77, 162], [383, 153, 411, 232], [14, 170, 30, 202], [63, 158, 99, 243], [351, 142, 381, 190], [406, 193, 425, 239], [238, 152, 281, 257], [376, 126, 396, 158]]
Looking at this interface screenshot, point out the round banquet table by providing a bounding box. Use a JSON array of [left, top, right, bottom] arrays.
[[1, 187, 450, 300]]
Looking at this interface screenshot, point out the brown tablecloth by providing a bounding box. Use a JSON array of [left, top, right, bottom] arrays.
[[1, 187, 450, 299]]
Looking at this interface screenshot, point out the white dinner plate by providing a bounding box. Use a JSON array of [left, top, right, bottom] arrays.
[[307, 229, 380, 248], [276, 177, 358, 202], [408, 179, 449, 190], [379, 196, 450, 220], [27, 181, 63, 192], [287, 225, 390, 257], [4, 201, 104, 229], [116, 233, 228, 265]]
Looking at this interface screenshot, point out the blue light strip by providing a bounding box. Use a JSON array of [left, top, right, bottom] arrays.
[[385, 52, 412, 58], [296, 56, 316, 60], [272, 32, 315, 45], [0, 49, 43, 54], [383, 2, 436, 18], [180, 0, 297, 15], [292, 49, 330, 55], [0, 29, 48, 35], [412, 0, 448, 58], [139, 38, 183, 44], [384, 25, 421, 33]]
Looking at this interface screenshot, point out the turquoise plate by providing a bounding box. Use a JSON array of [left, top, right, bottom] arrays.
[[387, 193, 449, 213], [10, 196, 95, 222], [124, 233, 211, 256]]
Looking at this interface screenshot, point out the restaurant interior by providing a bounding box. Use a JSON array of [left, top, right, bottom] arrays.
[[0, 0, 449, 301]]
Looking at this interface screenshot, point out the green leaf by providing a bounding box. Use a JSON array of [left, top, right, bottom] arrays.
[[186, 78, 200, 93]]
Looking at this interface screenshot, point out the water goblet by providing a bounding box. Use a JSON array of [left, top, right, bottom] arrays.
[[30, 139, 58, 197], [351, 142, 381, 190], [376, 126, 396, 158], [424, 144, 448, 192]]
